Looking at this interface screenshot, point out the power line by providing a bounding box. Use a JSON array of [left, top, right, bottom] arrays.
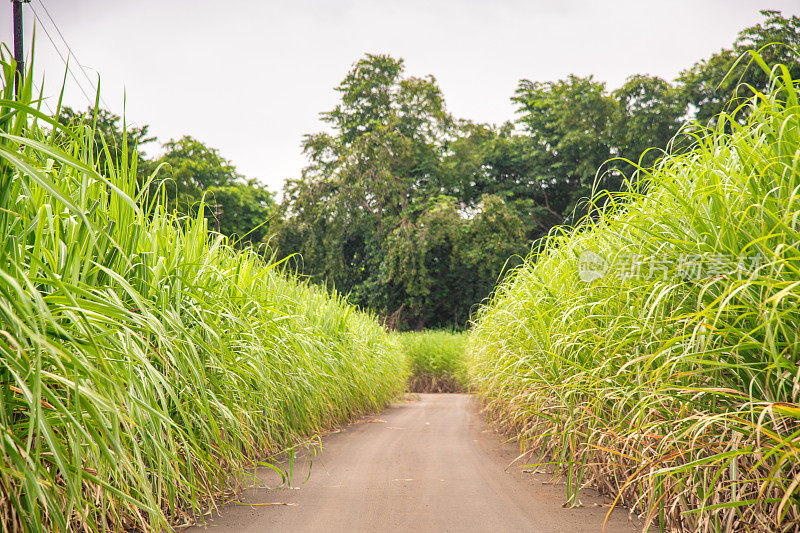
[[26, 3, 96, 108], [35, 0, 110, 110], [29, 78, 55, 115], [27, 3, 95, 107]]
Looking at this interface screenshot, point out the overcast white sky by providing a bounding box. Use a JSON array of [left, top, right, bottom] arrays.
[[3, 1, 798, 193]]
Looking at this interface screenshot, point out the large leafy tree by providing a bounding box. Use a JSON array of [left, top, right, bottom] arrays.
[[151, 136, 241, 211], [205, 180, 276, 245], [678, 10, 800, 125], [278, 54, 529, 329], [278, 54, 452, 305], [379, 194, 526, 330], [150, 136, 275, 245], [439, 121, 578, 241], [58, 106, 155, 176], [612, 75, 686, 165], [510, 75, 619, 223], [508, 73, 687, 226], [379, 196, 464, 329], [513, 75, 617, 189], [277, 11, 798, 330]]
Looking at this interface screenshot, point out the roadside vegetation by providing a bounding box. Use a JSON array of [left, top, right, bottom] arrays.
[[2, 7, 796, 533], [272, 10, 798, 330], [399, 331, 469, 393], [0, 56, 406, 531], [56, 12, 797, 332], [468, 56, 800, 531]]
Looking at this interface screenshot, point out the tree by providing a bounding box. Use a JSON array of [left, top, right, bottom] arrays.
[[678, 10, 800, 125], [151, 136, 241, 213], [206, 180, 276, 245], [440, 121, 578, 240], [507, 73, 688, 227], [150, 136, 275, 246], [380, 196, 466, 329], [278, 54, 453, 308], [58, 106, 155, 175], [277, 54, 536, 329], [481, 124, 580, 237], [612, 74, 686, 173], [513, 75, 617, 189], [456, 194, 526, 316], [509, 75, 618, 224], [378, 195, 526, 330]]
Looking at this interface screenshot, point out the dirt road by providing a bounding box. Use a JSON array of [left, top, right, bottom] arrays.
[[189, 394, 643, 532]]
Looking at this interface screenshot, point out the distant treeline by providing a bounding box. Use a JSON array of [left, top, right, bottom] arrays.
[[70, 10, 798, 330]]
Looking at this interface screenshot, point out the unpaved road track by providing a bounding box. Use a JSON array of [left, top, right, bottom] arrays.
[[189, 394, 643, 532]]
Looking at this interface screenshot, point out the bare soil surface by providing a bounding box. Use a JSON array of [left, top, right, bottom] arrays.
[[188, 394, 646, 532]]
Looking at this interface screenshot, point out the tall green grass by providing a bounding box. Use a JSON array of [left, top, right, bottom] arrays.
[[469, 55, 800, 532], [0, 51, 406, 531], [398, 330, 468, 393]]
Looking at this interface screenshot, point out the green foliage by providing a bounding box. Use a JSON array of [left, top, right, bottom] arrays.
[[278, 57, 688, 329], [380, 194, 526, 329], [511, 72, 689, 224], [469, 56, 800, 530], [398, 331, 469, 393], [147, 135, 277, 246], [56, 110, 278, 249], [280, 11, 798, 328], [611, 74, 686, 170], [277, 54, 525, 330], [678, 10, 800, 125], [151, 135, 240, 209], [205, 179, 276, 245], [58, 105, 155, 176], [0, 52, 405, 532], [513, 74, 617, 189]]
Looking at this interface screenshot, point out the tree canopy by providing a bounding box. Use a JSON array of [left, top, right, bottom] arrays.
[[678, 10, 799, 124], [57, 111, 278, 247], [67, 10, 798, 331], [274, 10, 798, 330]]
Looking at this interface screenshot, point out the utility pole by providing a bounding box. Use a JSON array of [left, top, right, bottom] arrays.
[[12, 0, 30, 98]]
